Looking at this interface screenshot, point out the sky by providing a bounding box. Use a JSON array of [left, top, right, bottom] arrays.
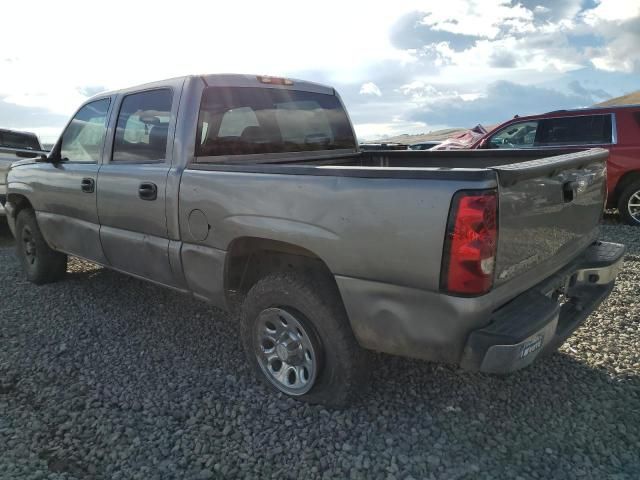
[[1, 0, 639, 143]]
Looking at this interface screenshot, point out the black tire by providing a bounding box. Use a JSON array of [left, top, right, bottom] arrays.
[[617, 181, 640, 226], [15, 209, 67, 285], [240, 271, 369, 407]]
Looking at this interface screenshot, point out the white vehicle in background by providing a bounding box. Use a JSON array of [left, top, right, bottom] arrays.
[[0, 129, 48, 216]]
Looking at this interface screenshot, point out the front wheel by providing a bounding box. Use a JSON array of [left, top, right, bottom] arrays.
[[240, 272, 369, 406], [15, 209, 67, 284], [618, 181, 640, 226]]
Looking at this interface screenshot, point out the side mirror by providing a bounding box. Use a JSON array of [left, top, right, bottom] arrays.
[[40, 150, 63, 163]]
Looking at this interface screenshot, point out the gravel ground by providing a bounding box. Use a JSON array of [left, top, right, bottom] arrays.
[[0, 217, 638, 479]]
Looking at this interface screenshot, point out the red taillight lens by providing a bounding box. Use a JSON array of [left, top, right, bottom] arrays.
[[441, 190, 498, 295]]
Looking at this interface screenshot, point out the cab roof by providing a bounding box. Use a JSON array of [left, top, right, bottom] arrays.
[[93, 74, 336, 99]]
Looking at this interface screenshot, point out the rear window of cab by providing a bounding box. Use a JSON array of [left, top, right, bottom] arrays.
[[195, 87, 356, 159]]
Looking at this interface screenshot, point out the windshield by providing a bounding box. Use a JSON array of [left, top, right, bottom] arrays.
[[196, 87, 356, 158]]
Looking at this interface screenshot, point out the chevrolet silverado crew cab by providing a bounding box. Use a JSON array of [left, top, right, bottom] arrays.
[[6, 74, 625, 405], [471, 105, 640, 225]]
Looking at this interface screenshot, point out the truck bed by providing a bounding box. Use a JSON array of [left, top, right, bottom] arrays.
[[187, 146, 607, 287], [308, 147, 584, 169]]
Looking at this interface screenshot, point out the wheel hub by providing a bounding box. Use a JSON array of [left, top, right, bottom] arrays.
[[255, 307, 319, 396], [275, 337, 303, 364], [275, 343, 288, 361], [628, 191, 640, 222], [22, 226, 36, 264]]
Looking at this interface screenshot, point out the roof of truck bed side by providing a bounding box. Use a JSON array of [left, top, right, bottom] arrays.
[[89, 74, 336, 99]]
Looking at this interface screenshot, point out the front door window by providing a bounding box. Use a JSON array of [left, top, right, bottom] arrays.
[[60, 99, 110, 163]]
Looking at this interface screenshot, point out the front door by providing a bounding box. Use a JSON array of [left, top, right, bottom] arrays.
[[97, 87, 180, 287], [32, 98, 112, 263]]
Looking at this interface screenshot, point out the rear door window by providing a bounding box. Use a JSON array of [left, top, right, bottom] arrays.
[[196, 87, 356, 158], [112, 89, 173, 163], [535, 114, 612, 146]]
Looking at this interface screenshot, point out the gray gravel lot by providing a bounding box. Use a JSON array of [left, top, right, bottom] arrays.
[[0, 217, 639, 479]]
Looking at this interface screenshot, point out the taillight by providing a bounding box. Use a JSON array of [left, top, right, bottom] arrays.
[[441, 190, 498, 296]]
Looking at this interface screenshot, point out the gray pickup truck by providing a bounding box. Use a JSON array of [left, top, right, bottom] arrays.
[[6, 74, 625, 405], [0, 129, 47, 215]]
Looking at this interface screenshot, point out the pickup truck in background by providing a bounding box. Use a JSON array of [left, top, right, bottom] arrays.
[[472, 105, 640, 225], [5, 74, 625, 405], [0, 128, 48, 216]]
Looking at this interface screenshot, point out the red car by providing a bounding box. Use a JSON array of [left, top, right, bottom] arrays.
[[472, 105, 640, 225]]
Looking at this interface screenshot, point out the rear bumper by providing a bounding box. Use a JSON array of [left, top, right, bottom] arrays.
[[461, 241, 625, 373], [337, 241, 625, 369]]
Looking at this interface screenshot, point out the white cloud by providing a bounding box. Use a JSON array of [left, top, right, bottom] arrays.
[[583, 0, 640, 23], [0, 0, 426, 112], [359, 82, 382, 96], [418, 0, 534, 39]]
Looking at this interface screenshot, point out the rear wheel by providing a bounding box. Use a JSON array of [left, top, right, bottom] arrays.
[[15, 209, 67, 284], [618, 181, 640, 226], [240, 271, 369, 406]]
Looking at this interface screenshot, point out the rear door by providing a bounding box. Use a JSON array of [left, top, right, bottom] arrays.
[[97, 83, 182, 287]]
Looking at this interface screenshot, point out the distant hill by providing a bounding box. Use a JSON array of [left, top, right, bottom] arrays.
[[596, 90, 640, 107]]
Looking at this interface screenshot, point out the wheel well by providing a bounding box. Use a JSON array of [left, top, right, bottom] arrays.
[[6, 193, 33, 218], [225, 237, 336, 302], [613, 171, 640, 206]]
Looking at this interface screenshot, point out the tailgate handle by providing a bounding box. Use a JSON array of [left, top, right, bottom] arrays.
[[563, 181, 578, 203]]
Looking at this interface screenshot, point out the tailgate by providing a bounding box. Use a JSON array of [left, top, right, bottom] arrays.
[[492, 148, 608, 285]]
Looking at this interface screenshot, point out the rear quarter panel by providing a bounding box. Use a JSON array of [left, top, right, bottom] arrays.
[[178, 168, 496, 291]]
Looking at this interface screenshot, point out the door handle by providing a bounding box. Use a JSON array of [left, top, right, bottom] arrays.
[[81, 178, 95, 193], [138, 182, 158, 201]]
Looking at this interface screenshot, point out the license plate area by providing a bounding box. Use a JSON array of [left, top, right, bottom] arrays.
[[519, 334, 545, 359]]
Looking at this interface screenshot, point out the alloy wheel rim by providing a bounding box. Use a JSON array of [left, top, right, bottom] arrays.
[[255, 307, 318, 396], [628, 191, 640, 223], [22, 226, 36, 265]]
